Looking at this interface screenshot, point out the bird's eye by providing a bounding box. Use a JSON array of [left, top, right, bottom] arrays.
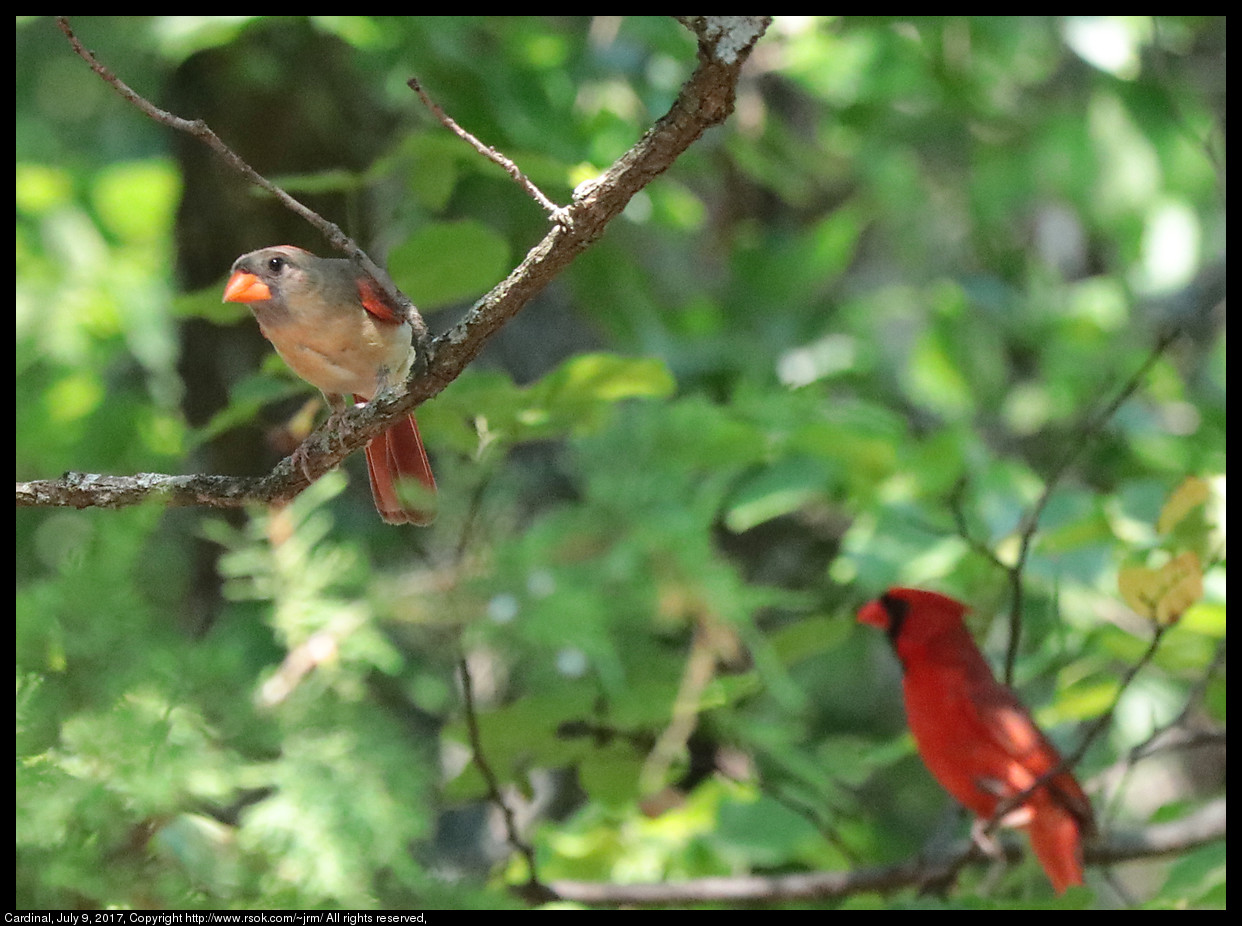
[[267, 257, 286, 272]]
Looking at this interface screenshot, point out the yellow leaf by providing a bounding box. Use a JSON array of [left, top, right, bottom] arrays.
[[1155, 552, 1204, 624], [1157, 476, 1210, 534], [1119, 567, 1158, 618], [1118, 552, 1203, 625]]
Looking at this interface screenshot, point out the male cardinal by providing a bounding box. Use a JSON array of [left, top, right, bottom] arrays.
[[223, 245, 436, 525], [858, 588, 1094, 894]]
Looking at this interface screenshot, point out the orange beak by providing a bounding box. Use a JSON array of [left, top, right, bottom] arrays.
[[222, 271, 272, 304]]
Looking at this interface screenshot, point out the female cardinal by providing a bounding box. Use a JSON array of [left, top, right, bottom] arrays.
[[223, 245, 436, 525], [858, 588, 1094, 894]]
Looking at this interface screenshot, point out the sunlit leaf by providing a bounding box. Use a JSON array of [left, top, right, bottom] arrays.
[[724, 456, 837, 532], [1118, 551, 1203, 625], [1157, 476, 1211, 535], [389, 220, 510, 310], [91, 160, 180, 243]]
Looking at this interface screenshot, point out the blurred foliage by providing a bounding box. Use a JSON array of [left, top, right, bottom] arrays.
[[16, 15, 1225, 910]]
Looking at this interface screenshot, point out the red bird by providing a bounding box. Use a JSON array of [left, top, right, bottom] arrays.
[[858, 588, 1094, 894], [223, 246, 436, 525]]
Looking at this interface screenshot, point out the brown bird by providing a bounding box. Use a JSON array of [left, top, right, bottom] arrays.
[[223, 246, 435, 524]]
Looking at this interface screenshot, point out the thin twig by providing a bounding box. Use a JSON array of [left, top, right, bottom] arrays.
[[947, 476, 1006, 570], [456, 651, 551, 901], [54, 16, 419, 333], [408, 76, 566, 220], [1000, 329, 1182, 681], [1128, 638, 1226, 763]]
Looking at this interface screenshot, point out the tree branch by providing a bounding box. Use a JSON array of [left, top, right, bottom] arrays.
[[21, 17, 771, 517], [547, 798, 1225, 905]]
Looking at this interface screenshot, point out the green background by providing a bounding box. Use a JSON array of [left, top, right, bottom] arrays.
[[16, 16, 1226, 909]]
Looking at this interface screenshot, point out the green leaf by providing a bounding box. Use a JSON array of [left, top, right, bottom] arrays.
[[91, 160, 180, 243], [532, 352, 676, 408], [724, 455, 839, 532], [389, 220, 510, 310]]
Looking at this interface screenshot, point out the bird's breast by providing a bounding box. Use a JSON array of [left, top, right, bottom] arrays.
[[252, 302, 412, 399]]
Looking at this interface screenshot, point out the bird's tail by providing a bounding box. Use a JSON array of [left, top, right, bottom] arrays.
[[1027, 796, 1086, 894], [365, 414, 437, 525]]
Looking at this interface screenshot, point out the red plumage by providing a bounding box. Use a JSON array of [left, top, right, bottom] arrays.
[[858, 587, 1094, 893], [362, 409, 436, 526]]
